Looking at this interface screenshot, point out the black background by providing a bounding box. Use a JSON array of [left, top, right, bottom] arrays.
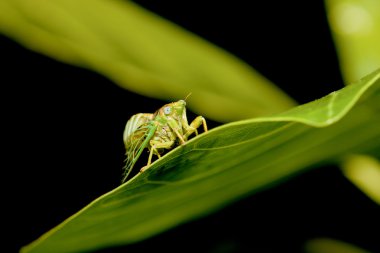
[[2, 1, 379, 252]]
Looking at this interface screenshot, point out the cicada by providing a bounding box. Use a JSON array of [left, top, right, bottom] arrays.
[[122, 99, 207, 182]]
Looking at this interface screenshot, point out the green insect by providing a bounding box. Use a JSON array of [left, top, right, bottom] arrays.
[[122, 99, 208, 182]]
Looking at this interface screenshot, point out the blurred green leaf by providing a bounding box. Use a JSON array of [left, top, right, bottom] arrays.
[[0, 0, 296, 122], [22, 69, 380, 253], [305, 238, 372, 253], [325, 0, 380, 83], [342, 154, 380, 204]]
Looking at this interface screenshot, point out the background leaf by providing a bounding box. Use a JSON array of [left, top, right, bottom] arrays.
[[0, 0, 296, 122], [325, 0, 380, 84], [22, 69, 380, 253], [305, 238, 372, 253], [341, 154, 380, 204]]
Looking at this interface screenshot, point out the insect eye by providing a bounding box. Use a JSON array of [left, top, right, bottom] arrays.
[[164, 107, 171, 114]]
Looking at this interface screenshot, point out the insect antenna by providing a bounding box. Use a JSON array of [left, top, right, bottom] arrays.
[[184, 92, 192, 101]]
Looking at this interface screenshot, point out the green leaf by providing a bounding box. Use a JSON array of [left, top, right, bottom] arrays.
[[21, 69, 380, 253], [325, 0, 380, 84], [341, 154, 380, 204], [0, 0, 295, 122], [305, 238, 372, 253]]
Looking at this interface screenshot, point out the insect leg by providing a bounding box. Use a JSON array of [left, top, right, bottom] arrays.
[[141, 140, 175, 172], [167, 119, 186, 144], [184, 116, 208, 139], [173, 129, 186, 144]]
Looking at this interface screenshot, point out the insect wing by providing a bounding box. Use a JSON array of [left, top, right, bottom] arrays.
[[123, 113, 153, 145], [122, 122, 157, 182]]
